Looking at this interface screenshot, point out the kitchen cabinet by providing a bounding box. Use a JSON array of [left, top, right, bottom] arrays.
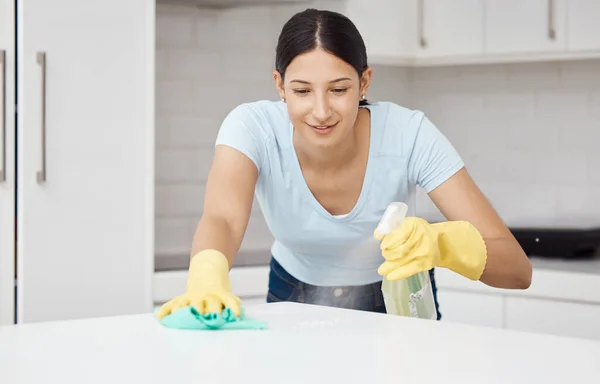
[[0, 0, 16, 326], [153, 265, 271, 306], [417, 0, 484, 59], [342, 0, 600, 67], [484, 0, 567, 55], [566, 0, 600, 51], [0, 0, 155, 324], [435, 262, 600, 341], [436, 290, 504, 328], [343, 0, 416, 64], [506, 296, 600, 340], [344, 0, 484, 64], [153, 257, 600, 340]]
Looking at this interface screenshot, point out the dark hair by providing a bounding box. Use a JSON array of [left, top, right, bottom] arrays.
[[275, 8, 370, 106]]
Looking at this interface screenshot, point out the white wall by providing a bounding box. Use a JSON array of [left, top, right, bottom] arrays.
[[155, 2, 600, 263], [410, 61, 600, 228], [155, 3, 280, 259]]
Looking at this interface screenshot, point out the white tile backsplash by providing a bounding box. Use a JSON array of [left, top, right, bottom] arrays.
[[220, 50, 275, 83], [167, 49, 221, 80], [411, 60, 600, 227], [156, 6, 197, 48], [168, 116, 222, 148], [155, 3, 600, 258], [219, 7, 278, 50], [156, 184, 205, 218], [156, 80, 197, 114], [156, 217, 198, 256], [156, 148, 213, 183], [506, 62, 561, 91]]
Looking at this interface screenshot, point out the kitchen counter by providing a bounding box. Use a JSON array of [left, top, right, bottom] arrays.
[[153, 251, 600, 340], [529, 255, 600, 274], [436, 255, 600, 301], [155, 249, 271, 271], [155, 250, 600, 274], [1, 302, 599, 383], [434, 254, 600, 340]]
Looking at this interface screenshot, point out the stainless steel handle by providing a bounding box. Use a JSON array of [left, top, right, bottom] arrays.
[[418, 0, 427, 48], [548, 0, 556, 40], [36, 52, 46, 184], [0, 50, 6, 183]]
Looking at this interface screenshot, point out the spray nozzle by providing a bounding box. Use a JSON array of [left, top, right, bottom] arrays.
[[375, 202, 408, 236]]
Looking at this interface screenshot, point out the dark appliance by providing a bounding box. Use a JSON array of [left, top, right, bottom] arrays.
[[509, 227, 600, 259]]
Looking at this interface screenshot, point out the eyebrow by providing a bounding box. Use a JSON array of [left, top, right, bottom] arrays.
[[290, 77, 353, 84]]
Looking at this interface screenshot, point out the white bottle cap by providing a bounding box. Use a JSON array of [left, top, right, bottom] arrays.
[[376, 202, 408, 235]]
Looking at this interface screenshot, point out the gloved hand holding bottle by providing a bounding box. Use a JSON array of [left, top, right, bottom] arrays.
[[155, 249, 242, 320], [374, 217, 488, 282]]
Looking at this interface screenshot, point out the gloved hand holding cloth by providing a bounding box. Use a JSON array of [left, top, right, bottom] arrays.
[[155, 249, 267, 330], [375, 217, 488, 281]]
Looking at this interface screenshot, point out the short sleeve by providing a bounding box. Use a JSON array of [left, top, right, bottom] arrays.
[[214, 104, 265, 172], [407, 113, 465, 193]]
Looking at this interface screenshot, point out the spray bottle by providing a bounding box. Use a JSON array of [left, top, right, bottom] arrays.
[[376, 202, 438, 320]]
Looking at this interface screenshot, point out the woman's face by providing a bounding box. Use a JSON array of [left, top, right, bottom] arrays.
[[274, 47, 372, 150]]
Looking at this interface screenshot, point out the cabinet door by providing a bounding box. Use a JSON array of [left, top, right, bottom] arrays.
[[485, 0, 567, 55], [344, 0, 417, 63], [0, 0, 15, 326], [17, 0, 155, 323], [506, 297, 600, 340], [566, 0, 600, 51], [437, 290, 504, 328], [418, 0, 484, 58]]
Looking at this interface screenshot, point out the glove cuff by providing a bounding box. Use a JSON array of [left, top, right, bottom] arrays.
[[186, 249, 232, 291], [435, 221, 488, 280], [189, 249, 230, 269]]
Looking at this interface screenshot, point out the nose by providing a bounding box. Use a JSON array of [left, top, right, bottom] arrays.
[[312, 94, 332, 123]]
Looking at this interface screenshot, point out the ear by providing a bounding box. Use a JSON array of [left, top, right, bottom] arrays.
[[359, 67, 373, 98], [273, 70, 285, 100]]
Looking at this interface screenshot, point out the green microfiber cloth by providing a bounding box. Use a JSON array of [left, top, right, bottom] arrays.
[[156, 306, 268, 330]]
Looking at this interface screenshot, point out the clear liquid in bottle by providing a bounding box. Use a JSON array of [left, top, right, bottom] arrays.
[[377, 202, 438, 320]]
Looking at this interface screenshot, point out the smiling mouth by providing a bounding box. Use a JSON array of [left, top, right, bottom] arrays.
[[307, 122, 338, 130]]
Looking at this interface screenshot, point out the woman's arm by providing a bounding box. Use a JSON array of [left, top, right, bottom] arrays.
[[428, 167, 532, 289], [190, 145, 258, 268]]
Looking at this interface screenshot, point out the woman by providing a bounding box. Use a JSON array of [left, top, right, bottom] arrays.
[[156, 9, 532, 321]]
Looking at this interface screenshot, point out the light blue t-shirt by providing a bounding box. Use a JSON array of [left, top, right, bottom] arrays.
[[214, 100, 464, 287]]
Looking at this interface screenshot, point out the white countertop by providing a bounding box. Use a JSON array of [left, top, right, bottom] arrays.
[[1, 302, 599, 383], [529, 255, 600, 274]]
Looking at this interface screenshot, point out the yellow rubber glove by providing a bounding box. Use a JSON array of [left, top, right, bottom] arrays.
[[375, 217, 487, 281], [156, 249, 241, 320]]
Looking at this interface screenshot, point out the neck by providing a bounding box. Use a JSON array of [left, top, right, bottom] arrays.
[[294, 109, 368, 172], [295, 133, 358, 171]]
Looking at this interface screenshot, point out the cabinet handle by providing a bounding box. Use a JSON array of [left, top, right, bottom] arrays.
[[36, 52, 46, 184], [0, 50, 6, 183], [548, 0, 556, 40], [418, 0, 427, 48]]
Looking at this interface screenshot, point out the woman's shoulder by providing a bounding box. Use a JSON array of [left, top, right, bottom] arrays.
[[224, 99, 289, 127], [367, 100, 427, 128], [367, 101, 440, 155], [215, 100, 291, 171], [220, 100, 290, 143]]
